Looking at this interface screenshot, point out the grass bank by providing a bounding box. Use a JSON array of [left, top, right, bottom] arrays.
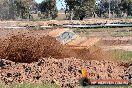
[[110, 49, 132, 63], [0, 81, 60, 88]]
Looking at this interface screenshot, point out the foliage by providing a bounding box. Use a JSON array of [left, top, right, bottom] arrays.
[[65, 0, 95, 20], [39, 0, 58, 20], [0, 0, 13, 20], [96, 0, 132, 18], [14, 0, 35, 19], [0, 0, 36, 20]]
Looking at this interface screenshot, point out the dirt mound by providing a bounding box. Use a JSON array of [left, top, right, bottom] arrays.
[[1, 58, 131, 87], [0, 30, 74, 63]]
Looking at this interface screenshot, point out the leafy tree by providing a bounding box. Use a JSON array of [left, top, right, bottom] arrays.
[[120, 0, 132, 16], [39, 0, 58, 19], [0, 0, 35, 20], [13, 0, 26, 19], [65, 0, 95, 20], [15, 0, 35, 19], [0, 0, 14, 20], [96, 0, 132, 18]]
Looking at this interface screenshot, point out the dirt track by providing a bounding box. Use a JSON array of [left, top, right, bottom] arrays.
[[0, 19, 132, 27], [0, 29, 106, 63], [75, 27, 132, 52], [0, 28, 132, 87]]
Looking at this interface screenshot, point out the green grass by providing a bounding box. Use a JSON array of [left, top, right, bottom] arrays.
[[127, 16, 132, 19], [74, 27, 132, 37], [75, 27, 132, 33], [110, 49, 132, 63], [74, 27, 115, 33], [0, 81, 60, 88]]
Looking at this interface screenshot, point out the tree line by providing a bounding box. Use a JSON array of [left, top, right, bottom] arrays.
[[96, 0, 132, 18], [64, 0, 132, 20], [0, 0, 132, 20], [0, 0, 34, 20]]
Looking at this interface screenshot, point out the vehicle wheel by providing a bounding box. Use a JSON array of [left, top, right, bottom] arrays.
[[79, 77, 91, 86]]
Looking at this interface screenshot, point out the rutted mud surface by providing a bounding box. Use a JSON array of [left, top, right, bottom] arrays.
[[101, 45, 132, 51], [101, 39, 132, 45], [100, 37, 132, 51], [0, 29, 131, 87]]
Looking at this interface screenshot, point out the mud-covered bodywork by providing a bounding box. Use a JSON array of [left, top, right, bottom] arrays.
[[48, 28, 101, 55], [56, 31, 77, 44]]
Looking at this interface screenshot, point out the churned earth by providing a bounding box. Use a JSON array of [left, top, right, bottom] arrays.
[[1, 58, 132, 88], [0, 28, 132, 88]]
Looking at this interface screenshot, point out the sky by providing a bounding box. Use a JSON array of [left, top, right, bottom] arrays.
[[35, 0, 66, 10]]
